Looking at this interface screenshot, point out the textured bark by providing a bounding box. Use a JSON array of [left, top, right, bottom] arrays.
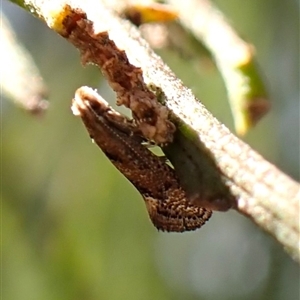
[[13, 0, 300, 262]]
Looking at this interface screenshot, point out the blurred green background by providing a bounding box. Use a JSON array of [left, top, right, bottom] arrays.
[[2, 1, 299, 299]]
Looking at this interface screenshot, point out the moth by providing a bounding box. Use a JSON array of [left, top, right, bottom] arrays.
[[72, 86, 212, 232]]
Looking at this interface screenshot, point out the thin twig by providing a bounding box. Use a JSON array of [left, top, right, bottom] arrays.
[[14, 0, 300, 262], [166, 0, 270, 135], [1, 12, 48, 115]]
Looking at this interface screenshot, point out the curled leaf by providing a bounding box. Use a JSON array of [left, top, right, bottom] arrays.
[[123, 3, 178, 26]]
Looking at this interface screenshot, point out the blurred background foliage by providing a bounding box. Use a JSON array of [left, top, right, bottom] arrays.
[[2, 0, 299, 299]]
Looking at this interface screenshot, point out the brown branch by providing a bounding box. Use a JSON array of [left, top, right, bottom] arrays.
[[18, 0, 300, 262]]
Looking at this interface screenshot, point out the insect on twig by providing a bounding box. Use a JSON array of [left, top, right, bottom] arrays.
[[72, 86, 212, 232]]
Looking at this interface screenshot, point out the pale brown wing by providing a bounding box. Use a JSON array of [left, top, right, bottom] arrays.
[[144, 196, 212, 232], [73, 88, 212, 232]]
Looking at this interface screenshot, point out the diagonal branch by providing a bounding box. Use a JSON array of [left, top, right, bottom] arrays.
[[13, 0, 300, 262]]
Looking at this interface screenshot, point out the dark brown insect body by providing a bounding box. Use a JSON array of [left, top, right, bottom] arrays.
[[72, 87, 212, 232]]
